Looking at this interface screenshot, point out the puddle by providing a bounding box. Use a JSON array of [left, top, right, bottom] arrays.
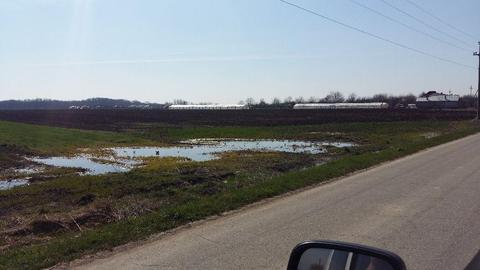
[[0, 179, 30, 190], [112, 139, 355, 162], [29, 139, 355, 176], [31, 156, 134, 175], [181, 138, 355, 147]]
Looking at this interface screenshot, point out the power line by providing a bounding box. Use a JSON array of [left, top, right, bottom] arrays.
[[349, 0, 471, 52], [379, 0, 471, 47], [403, 0, 478, 42], [278, 0, 475, 69]]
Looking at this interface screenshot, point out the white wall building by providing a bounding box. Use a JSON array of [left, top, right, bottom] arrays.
[[293, 103, 389, 110], [168, 104, 249, 110]]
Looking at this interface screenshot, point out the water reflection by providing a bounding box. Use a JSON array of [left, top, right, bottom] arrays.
[[112, 139, 354, 162], [0, 179, 29, 190], [31, 156, 133, 175], [29, 139, 355, 176]]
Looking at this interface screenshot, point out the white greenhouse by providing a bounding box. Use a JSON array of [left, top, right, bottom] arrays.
[[168, 104, 249, 110], [293, 103, 389, 110]]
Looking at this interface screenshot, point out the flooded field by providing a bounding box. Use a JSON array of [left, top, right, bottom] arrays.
[[30, 156, 133, 175], [2, 139, 354, 190], [31, 139, 354, 175], [112, 139, 354, 161], [2, 118, 477, 270]]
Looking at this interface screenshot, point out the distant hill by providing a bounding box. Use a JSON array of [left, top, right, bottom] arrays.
[[0, 98, 166, 110]]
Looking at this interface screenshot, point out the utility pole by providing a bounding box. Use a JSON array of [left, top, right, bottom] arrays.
[[474, 42, 480, 120]]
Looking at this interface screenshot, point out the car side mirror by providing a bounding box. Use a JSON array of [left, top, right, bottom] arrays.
[[287, 241, 406, 270]]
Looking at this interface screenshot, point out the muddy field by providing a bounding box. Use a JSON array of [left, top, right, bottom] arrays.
[[0, 109, 475, 131], [1, 119, 479, 269], [0, 145, 33, 170]]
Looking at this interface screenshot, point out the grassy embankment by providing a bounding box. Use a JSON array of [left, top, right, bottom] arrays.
[[0, 120, 152, 171], [0, 120, 479, 269], [0, 120, 151, 154]]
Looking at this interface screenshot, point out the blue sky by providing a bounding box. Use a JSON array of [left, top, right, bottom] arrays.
[[0, 0, 479, 103]]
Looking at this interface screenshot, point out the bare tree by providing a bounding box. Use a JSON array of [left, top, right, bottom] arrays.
[[324, 91, 345, 103], [245, 97, 256, 105], [402, 94, 416, 104], [173, 99, 188, 105], [295, 96, 305, 103], [284, 96, 293, 103], [272, 97, 281, 105], [372, 93, 389, 102], [308, 96, 318, 103], [346, 93, 357, 103]]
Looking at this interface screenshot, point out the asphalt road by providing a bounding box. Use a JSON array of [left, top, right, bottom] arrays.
[[74, 133, 480, 270]]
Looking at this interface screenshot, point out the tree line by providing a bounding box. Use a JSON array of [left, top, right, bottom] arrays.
[[239, 91, 477, 109], [1, 92, 477, 110], [0, 98, 165, 110]]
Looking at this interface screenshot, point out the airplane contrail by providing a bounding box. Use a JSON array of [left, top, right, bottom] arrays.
[[21, 54, 325, 67]]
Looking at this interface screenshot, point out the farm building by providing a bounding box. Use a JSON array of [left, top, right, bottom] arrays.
[[416, 91, 459, 109], [168, 104, 249, 110], [293, 103, 389, 110]]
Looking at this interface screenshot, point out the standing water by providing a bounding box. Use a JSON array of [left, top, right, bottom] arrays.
[[29, 139, 355, 175], [0, 179, 30, 190], [30, 156, 134, 175], [111, 139, 355, 161]]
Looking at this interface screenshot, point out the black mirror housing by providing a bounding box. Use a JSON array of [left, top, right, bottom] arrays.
[[287, 240, 407, 270]]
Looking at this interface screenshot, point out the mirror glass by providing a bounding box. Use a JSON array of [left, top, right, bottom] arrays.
[[297, 248, 394, 270]]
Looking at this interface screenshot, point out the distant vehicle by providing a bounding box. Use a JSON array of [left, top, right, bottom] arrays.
[[416, 91, 459, 109], [293, 103, 389, 110], [167, 104, 249, 110], [407, 104, 417, 109], [128, 104, 151, 109], [68, 105, 90, 110]]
